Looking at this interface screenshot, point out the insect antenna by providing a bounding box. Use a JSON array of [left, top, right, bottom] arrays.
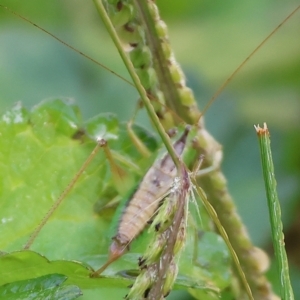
[[197, 4, 300, 122], [0, 4, 133, 87], [23, 139, 105, 249]]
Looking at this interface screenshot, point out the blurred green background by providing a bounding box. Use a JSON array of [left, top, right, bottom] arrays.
[[0, 0, 300, 298]]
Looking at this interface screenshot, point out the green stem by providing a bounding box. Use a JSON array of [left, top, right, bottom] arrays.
[[93, 0, 181, 170], [193, 182, 254, 300], [255, 123, 294, 300]]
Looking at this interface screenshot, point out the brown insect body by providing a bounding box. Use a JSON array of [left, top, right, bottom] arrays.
[[92, 126, 190, 276]]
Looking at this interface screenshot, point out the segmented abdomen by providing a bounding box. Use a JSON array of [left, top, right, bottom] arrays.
[[114, 127, 190, 247]]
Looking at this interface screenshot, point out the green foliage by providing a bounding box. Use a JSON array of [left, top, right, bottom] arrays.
[[0, 1, 300, 298], [0, 273, 82, 300], [0, 99, 232, 299]]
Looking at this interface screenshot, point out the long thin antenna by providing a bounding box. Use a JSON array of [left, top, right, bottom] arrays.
[[2, 4, 299, 124], [23, 140, 104, 249], [0, 5, 134, 87], [198, 4, 300, 121]]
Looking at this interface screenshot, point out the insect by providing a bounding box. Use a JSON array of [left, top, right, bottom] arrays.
[[91, 126, 191, 277], [0, 2, 298, 300]]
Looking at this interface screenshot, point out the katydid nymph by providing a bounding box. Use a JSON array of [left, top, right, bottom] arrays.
[[0, 2, 299, 300], [91, 126, 191, 277]]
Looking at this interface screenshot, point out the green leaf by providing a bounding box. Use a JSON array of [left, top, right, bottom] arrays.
[[179, 231, 232, 299], [0, 251, 133, 289], [0, 99, 232, 298], [0, 99, 156, 260], [0, 273, 82, 300]]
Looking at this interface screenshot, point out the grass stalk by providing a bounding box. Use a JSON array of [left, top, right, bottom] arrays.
[[93, 0, 181, 170], [255, 123, 294, 300]]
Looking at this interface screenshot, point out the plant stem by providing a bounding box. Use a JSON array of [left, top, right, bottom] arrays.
[[94, 0, 279, 298], [255, 123, 294, 300], [93, 0, 181, 170]]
